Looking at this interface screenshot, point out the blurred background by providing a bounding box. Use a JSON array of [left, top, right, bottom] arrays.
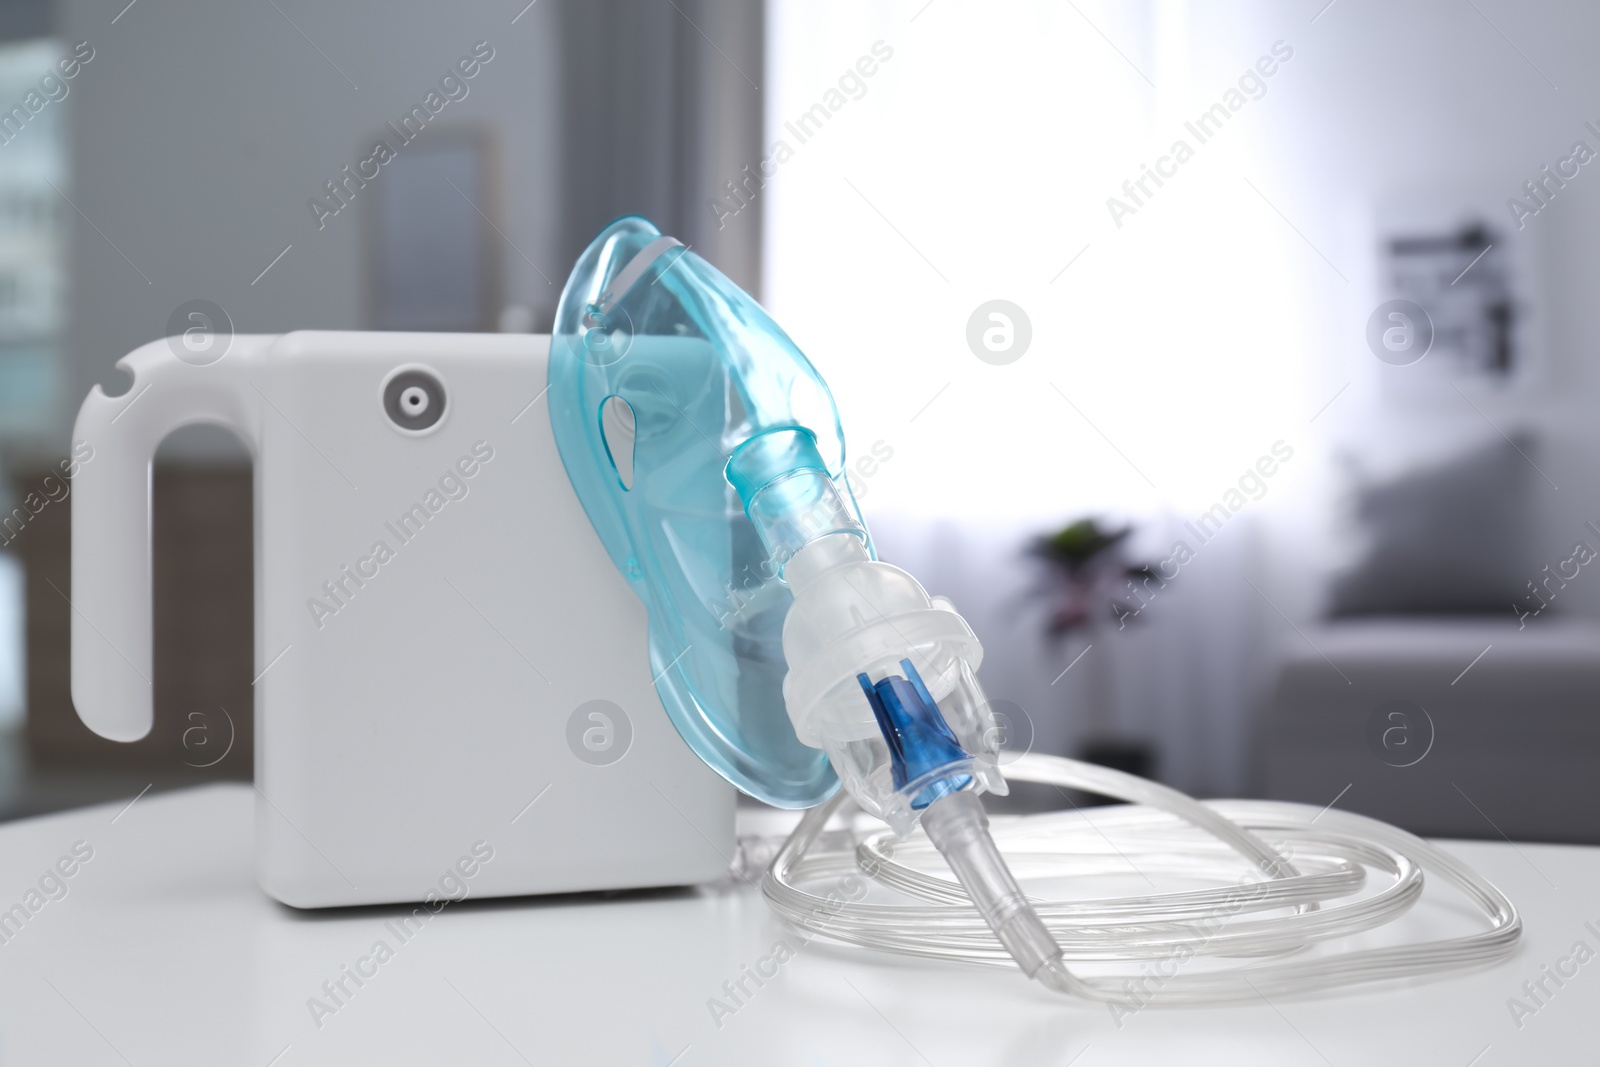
[[2, 0, 1597, 841]]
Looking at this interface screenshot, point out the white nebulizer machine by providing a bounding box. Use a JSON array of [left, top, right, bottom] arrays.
[[70, 217, 1519, 1005]]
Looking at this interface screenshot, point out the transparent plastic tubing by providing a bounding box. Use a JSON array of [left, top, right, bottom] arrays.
[[762, 752, 1521, 1005]]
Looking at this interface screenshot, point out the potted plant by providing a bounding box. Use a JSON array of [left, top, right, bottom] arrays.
[[1029, 518, 1156, 782]]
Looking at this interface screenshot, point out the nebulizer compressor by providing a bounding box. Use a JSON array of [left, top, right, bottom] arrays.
[[548, 218, 1520, 1005]]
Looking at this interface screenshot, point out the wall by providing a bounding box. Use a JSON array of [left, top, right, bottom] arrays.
[[1246, 0, 1600, 621], [55, 0, 563, 458]]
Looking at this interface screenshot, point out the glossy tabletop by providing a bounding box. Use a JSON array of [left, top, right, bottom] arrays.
[[0, 784, 1592, 1066]]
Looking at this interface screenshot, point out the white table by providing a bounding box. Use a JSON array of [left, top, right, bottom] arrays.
[[1, 784, 1593, 1065]]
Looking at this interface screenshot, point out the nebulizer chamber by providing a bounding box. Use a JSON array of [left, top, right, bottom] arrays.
[[550, 218, 1520, 1005], [727, 433, 1003, 831], [729, 433, 1069, 979]]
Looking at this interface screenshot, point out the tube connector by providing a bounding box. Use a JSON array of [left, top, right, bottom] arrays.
[[728, 428, 866, 576], [920, 791, 1063, 977]]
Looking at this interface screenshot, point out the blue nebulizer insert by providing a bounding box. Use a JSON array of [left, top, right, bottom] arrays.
[[858, 660, 973, 809]]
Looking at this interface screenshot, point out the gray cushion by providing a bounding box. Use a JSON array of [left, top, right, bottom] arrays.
[[1327, 436, 1532, 616]]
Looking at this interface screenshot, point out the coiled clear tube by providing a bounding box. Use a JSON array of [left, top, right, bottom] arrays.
[[763, 752, 1521, 1004]]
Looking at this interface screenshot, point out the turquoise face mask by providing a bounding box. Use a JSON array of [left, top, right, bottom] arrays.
[[548, 216, 869, 807]]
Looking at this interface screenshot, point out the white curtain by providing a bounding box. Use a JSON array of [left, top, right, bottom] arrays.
[[763, 0, 1322, 795]]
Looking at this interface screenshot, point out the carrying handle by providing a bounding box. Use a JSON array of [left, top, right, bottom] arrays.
[[70, 337, 268, 741]]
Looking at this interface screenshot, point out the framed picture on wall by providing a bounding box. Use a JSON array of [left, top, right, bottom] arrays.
[[1369, 194, 1541, 400], [1386, 223, 1511, 376]]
